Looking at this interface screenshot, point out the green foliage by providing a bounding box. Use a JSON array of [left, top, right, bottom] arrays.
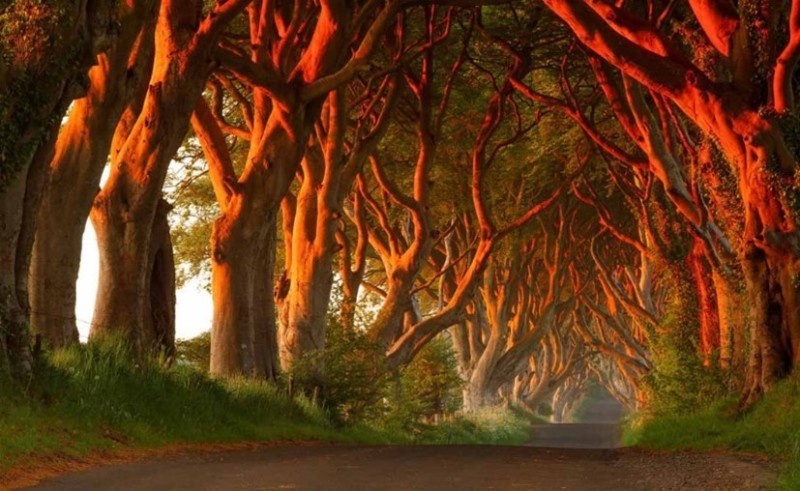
[[175, 331, 211, 372], [290, 318, 464, 430], [0, 0, 85, 188], [0, 337, 531, 475], [382, 337, 463, 431], [642, 268, 727, 415], [408, 407, 535, 445], [627, 375, 800, 490], [0, 339, 337, 472], [289, 318, 389, 424]]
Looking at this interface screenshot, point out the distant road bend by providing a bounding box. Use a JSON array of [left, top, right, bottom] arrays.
[[31, 399, 774, 491]]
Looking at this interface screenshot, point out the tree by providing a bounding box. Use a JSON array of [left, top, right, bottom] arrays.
[[30, 0, 158, 351], [190, 0, 400, 376], [541, 0, 800, 407], [0, 0, 117, 377], [88, 0, 250, 356]]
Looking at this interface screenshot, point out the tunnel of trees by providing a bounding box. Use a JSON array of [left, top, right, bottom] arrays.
[[3, 0, 800, 420]]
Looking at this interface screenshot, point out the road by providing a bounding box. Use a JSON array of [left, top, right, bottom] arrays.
[[528, 392, 625, 449], [28, 399, 774, 490]]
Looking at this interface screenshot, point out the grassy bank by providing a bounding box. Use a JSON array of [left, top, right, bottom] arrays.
[[0, 343, 533, 479], [624, 375, 800, 490]]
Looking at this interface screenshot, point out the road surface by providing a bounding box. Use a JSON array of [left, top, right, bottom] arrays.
[[27, 443, 774, 491], [528, 392, 625, 449], [27, 399, 774, 490]]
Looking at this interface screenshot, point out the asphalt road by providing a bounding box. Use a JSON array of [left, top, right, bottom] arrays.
[[28, 399, 774, 490], [28, 442, 775, 491], [527, 395, 625, 449]]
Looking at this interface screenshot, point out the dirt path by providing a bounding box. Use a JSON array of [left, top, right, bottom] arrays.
[[24, 443, 775, 491]]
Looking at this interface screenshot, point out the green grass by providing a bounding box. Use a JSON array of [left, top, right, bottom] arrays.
[[405, 407, 538, 445], [0, 342, 534, 477], [624, 375, 800, 490]]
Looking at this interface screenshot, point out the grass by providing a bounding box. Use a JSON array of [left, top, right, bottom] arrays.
[[624, 375, 800, 490], [407, 407, 538, 445], [0, 342, 534, 479]]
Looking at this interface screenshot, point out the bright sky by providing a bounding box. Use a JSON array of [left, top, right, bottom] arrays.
[[74, 215, 213, 342]]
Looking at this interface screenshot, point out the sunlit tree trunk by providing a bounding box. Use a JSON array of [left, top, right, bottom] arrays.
[[0, 1, 117, 376], [30, 2, 155, 350], [280, 81, 395, 368], [89, 0, 249, 353], [688, 238, 720, 366], [209, 205, 269, 376], [198, 0, 397, 376]]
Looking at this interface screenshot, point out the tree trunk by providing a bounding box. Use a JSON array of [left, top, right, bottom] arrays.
[[369, 277, 416, 347], [89, 0, 246, 353], [143, 198, 175, 356], [253, 214, 279, 380], [711, 268, 745, 371], [29, 6, 155, 350], [688, 239, 720, 366], [463, 377, 495, 411], [90, 191, 153, 352], [209, 206, 264, 376], [280, 163, 337, 369], [1, 170, 37, 378], [739, 244, 793, 407], [209, 106, 306, 377], [0, 0, 116, 377]]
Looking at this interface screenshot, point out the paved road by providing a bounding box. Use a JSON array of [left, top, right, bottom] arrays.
[[528, 394, 624, 449], [28, 443, 774, 491], [29, 399, 773, 490]]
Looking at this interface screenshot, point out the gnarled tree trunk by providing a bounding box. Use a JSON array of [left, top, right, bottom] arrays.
[[0, 1, 117, 376], [29, 1, 156, 350], [89, 0, 248, 353]]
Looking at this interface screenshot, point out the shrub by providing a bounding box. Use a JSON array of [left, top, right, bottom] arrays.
[[384, 336, 463, 429], [289, 319, 389, 424], [175, 331, 211, 372]]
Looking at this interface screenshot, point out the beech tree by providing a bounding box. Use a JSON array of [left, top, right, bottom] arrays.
[[88, 0, 251, 355], [541, 0, 800, 406], [0, 0, 117, 376], [30, 0, 158, 350], [206, 0, 404, 377]]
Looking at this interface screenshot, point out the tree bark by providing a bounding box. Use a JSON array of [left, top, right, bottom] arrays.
[[253, 215, 279, 380], [29, 4, 155, 350], [0, 1, 117, 375], [143, 198, 175, 356], [89, 0, 249, 353], [541, 0, 800, 403], [688, 238, 720, 366], [202, 0, 397, 377], [276, 179, 337, 369], [209, 107, 306, 377]]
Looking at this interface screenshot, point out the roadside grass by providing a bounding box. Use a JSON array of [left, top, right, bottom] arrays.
[[0, 342, 535, 478], [405, 407, 537, 445], [624, 375, 800, 490]]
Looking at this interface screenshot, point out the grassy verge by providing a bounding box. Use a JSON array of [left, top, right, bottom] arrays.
[[0, 343, 534, 479], [624, 375, 800, 490]]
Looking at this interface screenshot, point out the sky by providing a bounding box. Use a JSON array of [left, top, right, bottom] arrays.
[[74, 219, 213, 342]]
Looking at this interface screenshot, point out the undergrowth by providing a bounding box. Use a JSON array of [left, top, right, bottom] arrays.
[[624, 375, 800, 490]]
